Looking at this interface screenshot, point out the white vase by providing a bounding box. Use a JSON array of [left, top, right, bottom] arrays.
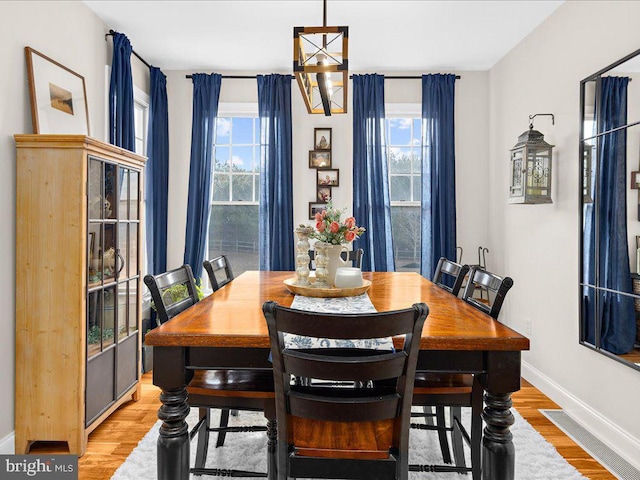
[[294, 226, 313, 285], [323, 244, 350, 287]]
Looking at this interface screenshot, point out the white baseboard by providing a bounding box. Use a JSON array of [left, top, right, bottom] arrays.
[[0, 431, 14, 454], [522, 361, 640, 471]]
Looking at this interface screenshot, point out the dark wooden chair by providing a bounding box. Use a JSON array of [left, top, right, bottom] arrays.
[[411, 257, 469, 467], [203, 255, 234, 291], [411, 266, 514, 479], [432, 257, 469, 296], [202, 255, 241, 447], [262, 300, 428, 480], [144, 265, 275, 477], [462, 266, 514, 319], [308, 247, 364, 270], [144, 264, 200, 327]]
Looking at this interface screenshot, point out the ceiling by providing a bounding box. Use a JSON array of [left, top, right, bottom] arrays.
[[83, 0, 564, 73]]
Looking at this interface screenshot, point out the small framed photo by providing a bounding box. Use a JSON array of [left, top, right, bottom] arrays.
[[314, 128, 332, 150], [25, 47, 90, 135], [317, 187, 332, 203], [309, 202, 327, 220], [631, 171, 640, 189], [309, 150, 332, 169], [317, 169, 339, 187]]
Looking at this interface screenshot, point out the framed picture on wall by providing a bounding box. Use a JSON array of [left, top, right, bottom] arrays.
[[309, 202, 327, 219], [309, 150, 331, 169], [317, 169, 339, 187], [314, 128, 332, 150], [25, 46, 90, 135], [317, 187, 332, 203]]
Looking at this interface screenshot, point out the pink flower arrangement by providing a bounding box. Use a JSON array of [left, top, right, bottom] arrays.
[[310, 201, 366, 245]]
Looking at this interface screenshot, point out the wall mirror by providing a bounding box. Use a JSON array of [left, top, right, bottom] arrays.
[[580, 47, 640, 371]]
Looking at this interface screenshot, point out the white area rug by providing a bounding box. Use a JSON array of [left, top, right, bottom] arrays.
[[112, 407, 586, 479]]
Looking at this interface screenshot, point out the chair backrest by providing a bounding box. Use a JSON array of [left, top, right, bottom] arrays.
[[144, 264, 199, 325], [308, 248, 364, 270], [432, 257, 470, 296], [461, 266, 514, 319], [203, 255, 234, 291], [262, 301, 428, 480]]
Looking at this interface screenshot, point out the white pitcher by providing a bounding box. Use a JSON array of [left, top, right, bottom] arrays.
[[323, 244, 350, 287]]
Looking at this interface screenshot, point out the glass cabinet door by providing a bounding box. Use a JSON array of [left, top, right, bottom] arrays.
[[85, 149, 144, 427], [86, 157, 141, 375]]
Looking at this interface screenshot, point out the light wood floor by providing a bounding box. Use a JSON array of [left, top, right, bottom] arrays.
[[27, 374, 615, 479]]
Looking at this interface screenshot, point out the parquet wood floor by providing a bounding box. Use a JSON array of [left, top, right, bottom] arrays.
[[27, 374, 615, 479]]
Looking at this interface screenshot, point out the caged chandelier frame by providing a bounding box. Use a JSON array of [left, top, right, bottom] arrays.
[[293, 0, 348, 116]]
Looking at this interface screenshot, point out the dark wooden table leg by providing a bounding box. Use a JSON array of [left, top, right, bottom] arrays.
[[481, 390, 515, 480], [153, 346, 192, 480], [157, 387, 191, 480], [480, 351, 521, 480]]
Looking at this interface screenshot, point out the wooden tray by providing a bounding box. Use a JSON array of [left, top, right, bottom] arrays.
[[283, 277, 371, 298]]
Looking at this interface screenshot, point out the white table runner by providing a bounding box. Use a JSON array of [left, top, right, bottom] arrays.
[[284, 294, 394, 350]]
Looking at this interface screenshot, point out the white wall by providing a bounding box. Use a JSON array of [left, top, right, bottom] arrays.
[[489, 0, 640, 466], [0, 1, 111, 449], [165, 71, 490, 272]]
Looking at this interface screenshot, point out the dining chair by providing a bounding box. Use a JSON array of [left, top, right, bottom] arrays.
[[144, 265, 275, 477], [462, 266, 514, 319], [432, 257, 470, 296], [308, 247, 364, 270], [262, 301, 428, 480], [202, 254, 239, 447], [144, 264, 200, 326], [411, 257, 468, 464], [203, 254, 234, 292], [411, 266, 514, 479]]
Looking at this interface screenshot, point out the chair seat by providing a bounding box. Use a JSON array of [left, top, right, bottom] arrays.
[[413, 372, 473, 395], [188, 370, 275, 398]]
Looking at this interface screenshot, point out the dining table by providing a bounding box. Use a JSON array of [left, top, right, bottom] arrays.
[[144, 270, 530, 480]]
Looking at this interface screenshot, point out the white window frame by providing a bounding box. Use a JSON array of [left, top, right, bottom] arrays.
[[386, 103, 421, 207], [211, 103, 260, 206], [204, 103, 260, 290], [386, 104, 422, 272], [133, 86, 149, 157]]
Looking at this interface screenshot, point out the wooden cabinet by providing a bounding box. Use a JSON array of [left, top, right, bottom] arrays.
[[14, 135, 146, 456]]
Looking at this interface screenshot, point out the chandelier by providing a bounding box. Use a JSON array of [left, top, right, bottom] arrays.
[[293, 0, 348, 116]]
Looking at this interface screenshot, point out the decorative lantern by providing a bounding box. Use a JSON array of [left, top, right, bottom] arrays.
[[509, 113, 555, 204]]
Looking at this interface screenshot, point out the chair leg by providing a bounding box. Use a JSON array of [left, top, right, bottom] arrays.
[[216, 408, 230, 448], [194, 408, 210, 472], [470, 379, 483, 480], [435, 406, 452, 464], [450, 406, 466, 468], [423, 405, 435, 426]]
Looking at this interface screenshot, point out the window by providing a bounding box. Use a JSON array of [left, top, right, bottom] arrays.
[[208, 107, 260, 279], [132, 88, 148, 285], [386, 108, 421, 272], [133, 95, 148, 156]]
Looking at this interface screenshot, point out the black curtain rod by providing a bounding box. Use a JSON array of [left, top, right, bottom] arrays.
[[184, 75, 292, 79], [105, 30, 152, 69], [350, 75, 461, 80], [185, 74, 461, 80]]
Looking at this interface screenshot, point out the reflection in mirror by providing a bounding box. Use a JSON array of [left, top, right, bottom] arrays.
[[580, 48, 640, 371]]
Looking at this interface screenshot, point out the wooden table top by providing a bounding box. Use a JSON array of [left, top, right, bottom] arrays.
[[144, 271, 530, 352]]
